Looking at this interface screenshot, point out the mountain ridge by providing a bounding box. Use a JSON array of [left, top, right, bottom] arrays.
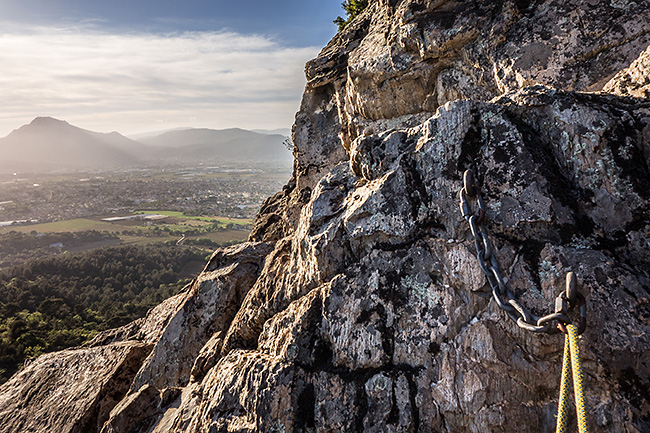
[[0, 117, 292, 172], [140, 127, 292, 164], [0, 117, 145, 171]]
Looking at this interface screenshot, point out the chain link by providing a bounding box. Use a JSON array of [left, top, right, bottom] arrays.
[[458, 170, 586, 334]]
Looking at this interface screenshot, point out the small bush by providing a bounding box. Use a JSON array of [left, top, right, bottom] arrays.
[[334, 0, 369, 31]]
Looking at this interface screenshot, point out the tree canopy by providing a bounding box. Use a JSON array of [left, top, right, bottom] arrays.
[[334, 0, 369, 31], [0, 244, 206, 384]]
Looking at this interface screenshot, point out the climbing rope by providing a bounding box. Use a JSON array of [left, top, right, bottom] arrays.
[[556, 324, 589, 433], [457, 169, 589, 432]]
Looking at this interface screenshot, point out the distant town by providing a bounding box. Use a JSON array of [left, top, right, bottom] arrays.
[[0, 120, 294, 382], [0, 117, 294, 227], [0, 163, 291, 225]]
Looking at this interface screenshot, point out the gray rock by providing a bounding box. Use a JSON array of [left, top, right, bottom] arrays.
[[130, 241, 272, 391], [0, 342, 151, 433], [604, 44, 650, 98], [145, 86, 648, 432]]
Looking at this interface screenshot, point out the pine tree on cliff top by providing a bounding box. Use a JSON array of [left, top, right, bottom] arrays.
[[334, 0, 369, 30]]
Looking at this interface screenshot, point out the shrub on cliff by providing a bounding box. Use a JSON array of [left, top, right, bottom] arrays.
[[334, 0, 369, 30]]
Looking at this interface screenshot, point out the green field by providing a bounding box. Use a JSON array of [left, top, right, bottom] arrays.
[[0, 212, 251, 250], [1, 212, 251, 234], [134, 211, 251, 225], [0, 218, 117, 233]]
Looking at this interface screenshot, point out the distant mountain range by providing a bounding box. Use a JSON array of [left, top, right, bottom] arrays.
[[140, 128, 291, 163], [0, 117, 292, 173], [251, 128, 291, 137], [0, 117, 145, 172]]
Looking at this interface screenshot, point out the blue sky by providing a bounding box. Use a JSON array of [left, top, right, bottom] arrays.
[[0, 1, 344, 136]]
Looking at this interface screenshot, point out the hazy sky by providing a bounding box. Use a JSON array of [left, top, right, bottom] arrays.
[[0, 1, 343, 137]]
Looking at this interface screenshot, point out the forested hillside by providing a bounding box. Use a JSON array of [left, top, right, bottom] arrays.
[[0, 230, 119, 268], [0, 244, 207, 383]]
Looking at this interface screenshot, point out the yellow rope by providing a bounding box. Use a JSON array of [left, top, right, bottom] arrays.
[[556, 335, 572, 432], [568, 324, 589, 432], [555, 324, 589, 433]]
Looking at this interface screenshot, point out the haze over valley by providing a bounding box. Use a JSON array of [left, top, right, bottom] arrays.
[[0, 116, 292, 240], [0, 117, 293, 173], [0, 116, 293, 383]]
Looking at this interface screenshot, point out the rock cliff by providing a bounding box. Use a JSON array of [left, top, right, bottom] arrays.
[[1, 1, 649, 432]]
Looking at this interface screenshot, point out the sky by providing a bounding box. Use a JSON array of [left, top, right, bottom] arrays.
[[0, 0, 344, 137]]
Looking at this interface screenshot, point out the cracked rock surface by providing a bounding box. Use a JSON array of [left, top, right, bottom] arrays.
[[1, 1, 649, 432]]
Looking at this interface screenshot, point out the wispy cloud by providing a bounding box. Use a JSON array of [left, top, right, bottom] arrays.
[[0, 25, 320, 136]]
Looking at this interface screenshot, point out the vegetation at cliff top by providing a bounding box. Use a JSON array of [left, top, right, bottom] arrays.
[[334, 0, 369, 31], [0, 244, 208, 384]]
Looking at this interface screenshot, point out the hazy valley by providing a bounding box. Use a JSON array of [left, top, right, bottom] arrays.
[[0, 117, 292, 383], [0, 117, 292, 173]]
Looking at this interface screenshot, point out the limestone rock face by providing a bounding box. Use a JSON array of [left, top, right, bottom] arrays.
[[1, 1, 650, 432], [0, 342, 151, 433], [604, 45, 650, 98], [252, 0, 650, 242]]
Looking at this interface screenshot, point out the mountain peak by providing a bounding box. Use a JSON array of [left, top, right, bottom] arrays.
[[28, 117, 71, 128], [31, 116, 67, 124], [1, 117, 143, 171]]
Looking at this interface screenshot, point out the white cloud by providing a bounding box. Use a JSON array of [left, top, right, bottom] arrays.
[[0, 25, 320, 136]]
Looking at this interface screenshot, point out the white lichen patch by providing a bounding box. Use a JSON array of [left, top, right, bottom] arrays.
[[401, 274, 440, 308], [538, 259, 561, 285], [365, 373, 392, 396], [568, 235, 597, 249], [610, 0, 635, 9], [269, 421, 286, 433]]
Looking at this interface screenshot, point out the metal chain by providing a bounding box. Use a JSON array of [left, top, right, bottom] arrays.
[[458, 170, 587, 334]]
